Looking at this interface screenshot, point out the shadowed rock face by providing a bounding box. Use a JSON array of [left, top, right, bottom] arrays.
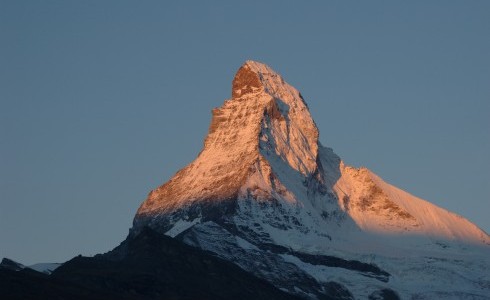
[[232, 64, 263, 98], [0, 228, 301, 300], [0, 258, 24, 271]]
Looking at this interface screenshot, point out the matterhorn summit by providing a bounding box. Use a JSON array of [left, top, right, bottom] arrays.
[[133, 61, 489, 300], [135, 61, 319, 218]]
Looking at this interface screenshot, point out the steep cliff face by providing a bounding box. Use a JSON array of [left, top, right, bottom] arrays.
[[133, 61, 490, 300], [135, 61, 321, 229], [134, 60, 488, 246]]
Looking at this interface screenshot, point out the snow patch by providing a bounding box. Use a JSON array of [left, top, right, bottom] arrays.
[[165, 218, 201, 237], [28, 263, 61, 274]]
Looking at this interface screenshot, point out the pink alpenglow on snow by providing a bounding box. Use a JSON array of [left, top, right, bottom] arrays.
[[132, 60, 489, 299], [135, 60, 488, 246]]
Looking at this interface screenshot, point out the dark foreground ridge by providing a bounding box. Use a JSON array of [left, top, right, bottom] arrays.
[[0, 227, 300, 300]]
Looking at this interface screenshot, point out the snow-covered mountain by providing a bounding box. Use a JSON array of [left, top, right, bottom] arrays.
[[133, 61, 490, 299]]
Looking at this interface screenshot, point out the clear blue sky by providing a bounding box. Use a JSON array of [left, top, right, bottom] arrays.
[[1, 1, 489, 264]]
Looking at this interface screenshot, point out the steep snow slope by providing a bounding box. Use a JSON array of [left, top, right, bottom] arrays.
[[133, 60, 490, 299], [331, 164, 490, 245]]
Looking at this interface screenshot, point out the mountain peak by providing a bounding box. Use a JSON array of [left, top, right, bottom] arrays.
[[134, 61, 488, 248], [231, 60, 289, 98], [231, 61, 264, 98], [135, 61, 322, 225], [232, 60, 310, 108], [132, 61, 489, 298]]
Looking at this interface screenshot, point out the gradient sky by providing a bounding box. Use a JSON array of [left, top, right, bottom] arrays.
[[1, 1, 489, 265]]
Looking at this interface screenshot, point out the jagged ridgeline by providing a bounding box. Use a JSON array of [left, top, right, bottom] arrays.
[[131, 61, 489, 299]]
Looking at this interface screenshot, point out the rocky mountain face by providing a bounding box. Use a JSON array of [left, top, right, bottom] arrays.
[[0, 228, 299, 300], [133, 61, 490, 299]]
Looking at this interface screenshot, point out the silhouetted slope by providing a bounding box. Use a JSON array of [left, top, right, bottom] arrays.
[[0, 227, 300, 300], [0, 267, 115, 300]]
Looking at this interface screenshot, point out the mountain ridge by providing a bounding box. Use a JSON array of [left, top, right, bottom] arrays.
[[2, 61, 488, 300], [133, 60, 488, 246], [0, 227, 300, 300], [131, 60, 489, 299]]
